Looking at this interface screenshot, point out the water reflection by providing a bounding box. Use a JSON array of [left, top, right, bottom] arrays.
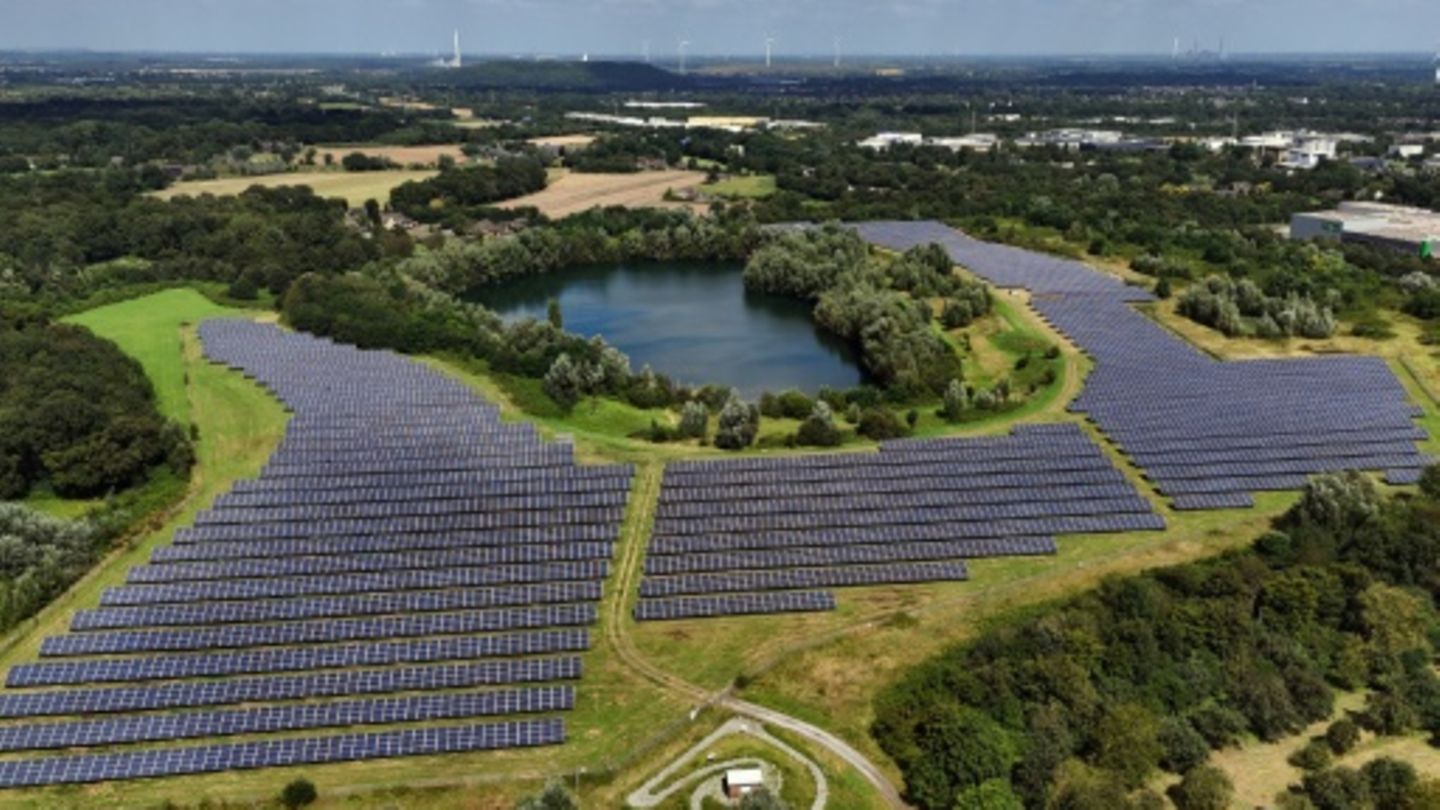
[[471, 262, 867, 398]]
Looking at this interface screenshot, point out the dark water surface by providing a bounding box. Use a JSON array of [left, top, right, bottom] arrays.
[[473, 262, 866, 398]]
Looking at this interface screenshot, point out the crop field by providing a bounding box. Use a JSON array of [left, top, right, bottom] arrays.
[[312, 144, 466, 167], [153, 170, 436, 208], [527, 135, 597, 149], [500, 170, 708, 218]]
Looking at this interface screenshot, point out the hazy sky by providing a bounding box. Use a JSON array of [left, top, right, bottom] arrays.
[[4, 0, 1440, 57]]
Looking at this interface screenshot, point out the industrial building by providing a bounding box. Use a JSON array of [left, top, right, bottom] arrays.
[[1290, 202, 1440, 258]]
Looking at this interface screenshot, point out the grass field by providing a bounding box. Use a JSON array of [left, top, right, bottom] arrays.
[[153, 170, 436, 208], [500, 169, 708, 218], [703, 174, 777, 199]]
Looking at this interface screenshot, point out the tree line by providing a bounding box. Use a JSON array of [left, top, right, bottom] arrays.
[[873, 468, 1440, 810]]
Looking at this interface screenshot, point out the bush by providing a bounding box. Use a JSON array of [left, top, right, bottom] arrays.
[[280, 778, 318, 808], [1289, 739, 1333, 771], [776, 390, 814, 420], [516, 781, 578, 810], [1158, 717, 1211, 773], [857, 408, 908, 441], [1324, 718, 1360, 755], [1168, 765, 1234, 810], [795, 401, 843, 447]]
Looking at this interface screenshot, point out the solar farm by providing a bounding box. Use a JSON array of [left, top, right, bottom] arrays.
[[854, 221, 1434, 507], [636, 423, 1163, 621], [0, 321, 632, 786]]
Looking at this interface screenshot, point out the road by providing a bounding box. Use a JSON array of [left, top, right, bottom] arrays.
[[605, 465, 911, 809]]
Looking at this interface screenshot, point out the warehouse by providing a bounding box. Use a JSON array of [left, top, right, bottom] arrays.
[[1289, 201, 1440, 257]]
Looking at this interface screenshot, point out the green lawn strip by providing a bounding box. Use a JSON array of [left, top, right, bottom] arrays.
[[62, 288, 242, 424]]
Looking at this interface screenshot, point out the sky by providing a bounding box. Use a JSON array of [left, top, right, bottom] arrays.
[[4, 0, 1440, 57]]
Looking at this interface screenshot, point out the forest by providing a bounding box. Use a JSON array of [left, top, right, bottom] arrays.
[[0, 323, 191, 500], [872, 470, 1440, 810]]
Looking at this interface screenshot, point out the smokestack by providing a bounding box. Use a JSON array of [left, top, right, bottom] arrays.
[[453, 29, 461, 69]]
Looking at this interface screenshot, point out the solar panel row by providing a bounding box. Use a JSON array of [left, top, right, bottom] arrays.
[[853, 221, 1431, 501], [0, 320, 628, 783], [0, 719, 565, 787]]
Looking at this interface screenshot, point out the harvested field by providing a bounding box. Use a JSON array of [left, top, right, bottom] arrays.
[[499, 169, 707, 218], [153, 170, 436, 208], [528, 134, 597, 149], [313, 144, 466, 167]]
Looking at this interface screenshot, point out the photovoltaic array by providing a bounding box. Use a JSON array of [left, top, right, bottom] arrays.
[[0, 321, 631, 786], [854, 221, 1433, 503], [636, 423, 1163, 621]]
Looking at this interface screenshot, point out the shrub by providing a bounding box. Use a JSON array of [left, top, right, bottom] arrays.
[[795, 401, 843, 447], [1158, 717, 1210, 774], [857, 408, 907, 441], [776, 390, 814, 420], [280, 778, 318, 808], [1324, 718, 1360, 755], [1288, 739, 1333, 771], [1169, 765, 1234, 810]]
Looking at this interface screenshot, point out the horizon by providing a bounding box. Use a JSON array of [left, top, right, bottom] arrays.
[[6, 0, 1440, 59]]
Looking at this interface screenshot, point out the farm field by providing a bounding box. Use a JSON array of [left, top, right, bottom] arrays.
[[704, 174, 778, 199], [312, 144, 466, 167], [153, 170, 436, 208], [527, 134, 597, 149], [500, 169, 708, 218]]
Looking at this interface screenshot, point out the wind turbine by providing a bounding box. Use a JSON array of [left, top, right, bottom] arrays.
[[678, 39, 690, 75], [764, 34, 775, 69], [833, 35, 842, 69], [643, 39, 651, 64]]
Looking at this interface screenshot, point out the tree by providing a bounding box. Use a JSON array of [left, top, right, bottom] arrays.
[[516, 781, 577, 810], [796, 400, 842, 447], [1419, 465, 1440, 499], [543, 353, 584, 409], [1093, 703, 1162, 788], [942, 378, 968, 422], [1168, 765, 1233, 810], [363, 198, 382, 227], [1324, 719, 1360, 755], [678, 400, 708, 439], [909, 705, 1019, 804], [714, 394, 760, 450], [953, 778, 1024, 810], [858, 408, 907, 440], [1157, 717, 1210, 774], [280, 778, 318, 808], [1361, 757, 1417, 809], [547, 298, 564, 329]]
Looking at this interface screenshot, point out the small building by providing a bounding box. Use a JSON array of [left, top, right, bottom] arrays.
[[723, 768, 765, 800], [858, 132, 924, 151], [1290, 201, 1440, 257], [1389, 144, 1427, 160]]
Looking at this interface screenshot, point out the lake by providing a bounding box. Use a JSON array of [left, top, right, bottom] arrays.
[[473, 262, 866, 398]]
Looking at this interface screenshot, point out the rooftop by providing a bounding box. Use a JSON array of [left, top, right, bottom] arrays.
[[1301, 201, 1440, 244]]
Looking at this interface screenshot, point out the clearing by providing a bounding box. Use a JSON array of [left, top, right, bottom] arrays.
[[704, 174, 778, 199], [500, 169, 708, 218], [153, 170, 436, 208], [528, 135, 597, 149]]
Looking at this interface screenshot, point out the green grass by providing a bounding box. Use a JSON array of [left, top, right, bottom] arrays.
[[62, 288, 242, 424], [703, 174, 777, 199]]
